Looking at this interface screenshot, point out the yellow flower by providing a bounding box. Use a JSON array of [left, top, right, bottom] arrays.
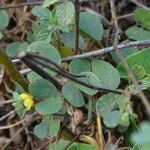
[[19, 93, 34, 110]]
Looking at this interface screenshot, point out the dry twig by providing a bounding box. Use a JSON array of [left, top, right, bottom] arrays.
[[74, 0, 80, 54], [0, 112, 37, 130], [0, 109, 16, 122], [0, 0, 99, 9], [62, 40, 150, 61], [0, 1, 42, 9], [130, 0, 150, 10], [62, 120, 94, 150]]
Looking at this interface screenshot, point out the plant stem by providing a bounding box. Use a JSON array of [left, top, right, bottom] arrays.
[[62, 40, 150, 61], [74, 0, 80, 54]]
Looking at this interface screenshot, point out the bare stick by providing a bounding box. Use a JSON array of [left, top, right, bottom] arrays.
[[0, 1, 42, 9], [13, 41, 150, 63], [74, 0, 80, 54], [0, 99, 13, 105], [62, 120, 94, 150], [62, 40, 150, 61], [12, 59, 20, 63], [117, 13, 133, 20], [0, 0, 99, 10], [20, 68, 31, 75], [130, 0, 150, 10], [96, 112, 104, 149], [0, 109, 16, 122], [110, 0, 118, 27], [0, 112, 36, 130]]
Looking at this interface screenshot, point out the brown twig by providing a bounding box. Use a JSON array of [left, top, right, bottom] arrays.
[[0, 109, 16, 122], [130, 0, 150, 10], [0, 1, 43, 9], [96, 112, 104, 150], [74, 0, 80, 54], [62, 120, 94, 150], [110, 0, 118, 27], [0, 99, 13, 105], [117, 13, 133, 20], [0, 0, 99, 9], [62, 40, 150, 61], [0, 112, 37, 130]]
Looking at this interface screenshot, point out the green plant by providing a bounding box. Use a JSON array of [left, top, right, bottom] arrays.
[[130, 122, 150, 150], [0, 10, 9, 40], [0, 1, 150, 150]]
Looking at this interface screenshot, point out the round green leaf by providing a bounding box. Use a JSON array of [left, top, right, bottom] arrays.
[[27, 41, 61, 64], [43, 0, 58, 7], [69, 58, 91, 73], [134, 8, 150, 30], [35, 95, 62, 115], [91, 59, 120, 90], [48, 118, 60, 136], [96, 93, 117, 117], [131, 122, 150, 145], [117, 48, 150, 78], [79, 12, 104, 41], [55, 1, 75, 26], [32, 6, 50, 18], [76, 72, 102, 95], [126, 27, 150, 41], [33, 117, 49, 139], [29, 79, 58, 99], [0, 10, 9, 28], [6, 42, 28, 57], [62, 82, 85, 107], [27, 71, 42, 82], [61, 32, 86, 50], [103, 111, 121, 128], [27, 68, 56, 83]]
